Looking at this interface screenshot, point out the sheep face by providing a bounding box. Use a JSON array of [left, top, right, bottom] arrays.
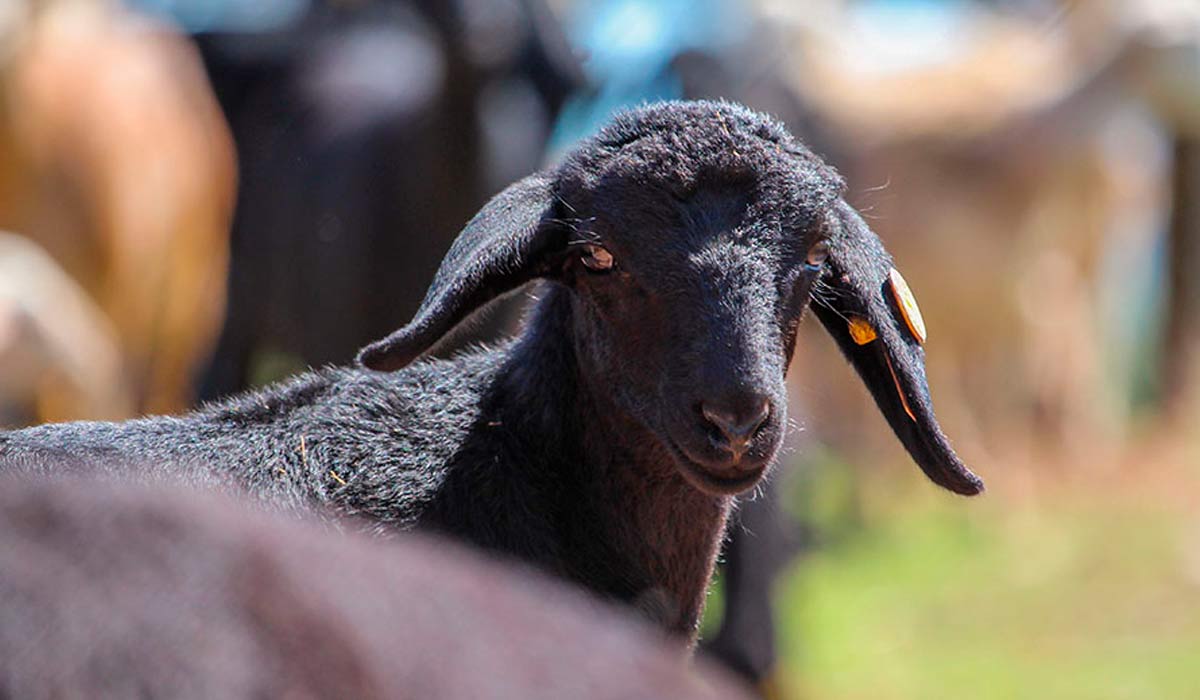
[[547, 116, 842, 494], [360, 101, 983, 498]]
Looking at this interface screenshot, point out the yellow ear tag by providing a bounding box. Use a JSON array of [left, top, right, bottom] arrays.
[[847, 316, 877, 345], [889, 267, 926, 344]]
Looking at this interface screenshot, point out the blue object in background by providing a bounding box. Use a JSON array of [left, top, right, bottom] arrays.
[[548, 0, 750, 154], [125, 0, 310, 33]]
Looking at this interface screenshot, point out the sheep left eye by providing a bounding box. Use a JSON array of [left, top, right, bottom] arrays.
[[580, 244, 615, 272], [805, 240, 830, 269]]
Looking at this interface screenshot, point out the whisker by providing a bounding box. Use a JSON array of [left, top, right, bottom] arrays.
[[860, 177, 891, 195], [554, 194, 579, 214]]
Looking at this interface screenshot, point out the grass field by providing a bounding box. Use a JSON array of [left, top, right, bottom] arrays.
[[756, 443, 1200, 699]]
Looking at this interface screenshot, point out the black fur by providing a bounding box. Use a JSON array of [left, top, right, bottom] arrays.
[[0, 101, 981, 641]]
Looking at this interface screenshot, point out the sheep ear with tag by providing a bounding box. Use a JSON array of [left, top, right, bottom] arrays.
[[358, 173, 563, 371], [810, 202, 984, 496]]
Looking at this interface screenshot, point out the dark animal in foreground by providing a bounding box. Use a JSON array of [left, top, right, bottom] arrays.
[[0, 476, 751, 699], [0, 101, 982, 643]]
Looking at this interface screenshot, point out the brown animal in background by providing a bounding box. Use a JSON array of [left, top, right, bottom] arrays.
[[0, 475, 753, 699], [0, 0, 235, 417]]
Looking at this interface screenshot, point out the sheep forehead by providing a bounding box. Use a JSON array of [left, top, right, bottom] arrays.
[[559, 102, 844, 237], [585, 108, 791, 180]]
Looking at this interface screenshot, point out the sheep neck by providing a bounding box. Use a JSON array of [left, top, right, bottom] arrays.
[[506, 286, 734, 642]]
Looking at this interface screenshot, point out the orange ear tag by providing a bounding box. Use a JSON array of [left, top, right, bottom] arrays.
[[847, 316, 877, 345], [889, 268, 926, 344]]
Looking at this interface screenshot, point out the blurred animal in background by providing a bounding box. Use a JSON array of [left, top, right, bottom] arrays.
[[192, 0, 583, 400], [0, 0, 236, 418], [772, 0, 1200, 467], [0, 232, 133, 425], [0, 476, 753, 699]]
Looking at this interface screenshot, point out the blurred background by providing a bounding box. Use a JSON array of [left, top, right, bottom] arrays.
[[1, 0, 1198, 697]]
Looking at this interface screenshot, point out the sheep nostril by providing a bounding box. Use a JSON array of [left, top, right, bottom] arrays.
[[700, 397, 770, 455]]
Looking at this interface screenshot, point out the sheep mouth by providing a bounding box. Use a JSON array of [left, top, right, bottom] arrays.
[[663, 437, 769, 496]]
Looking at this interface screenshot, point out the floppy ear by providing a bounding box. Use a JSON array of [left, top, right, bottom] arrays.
[[810, 201, 984, 496], [358, 172, 562, 371]]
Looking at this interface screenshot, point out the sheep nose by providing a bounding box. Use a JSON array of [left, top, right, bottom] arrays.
[[701, 396, 770, 458]]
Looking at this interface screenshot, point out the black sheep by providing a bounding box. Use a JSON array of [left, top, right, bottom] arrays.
[[0, 101, 982, 640]]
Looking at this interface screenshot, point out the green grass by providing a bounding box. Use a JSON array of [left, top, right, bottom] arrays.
[[773, 478, 1200, 699]]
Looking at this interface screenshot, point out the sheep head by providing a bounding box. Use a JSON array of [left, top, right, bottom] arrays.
[[359, 101, 983, 497]]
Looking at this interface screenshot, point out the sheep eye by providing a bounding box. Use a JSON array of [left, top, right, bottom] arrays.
[[805, 240, 830, 269], [580, 244, 615, 272]]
